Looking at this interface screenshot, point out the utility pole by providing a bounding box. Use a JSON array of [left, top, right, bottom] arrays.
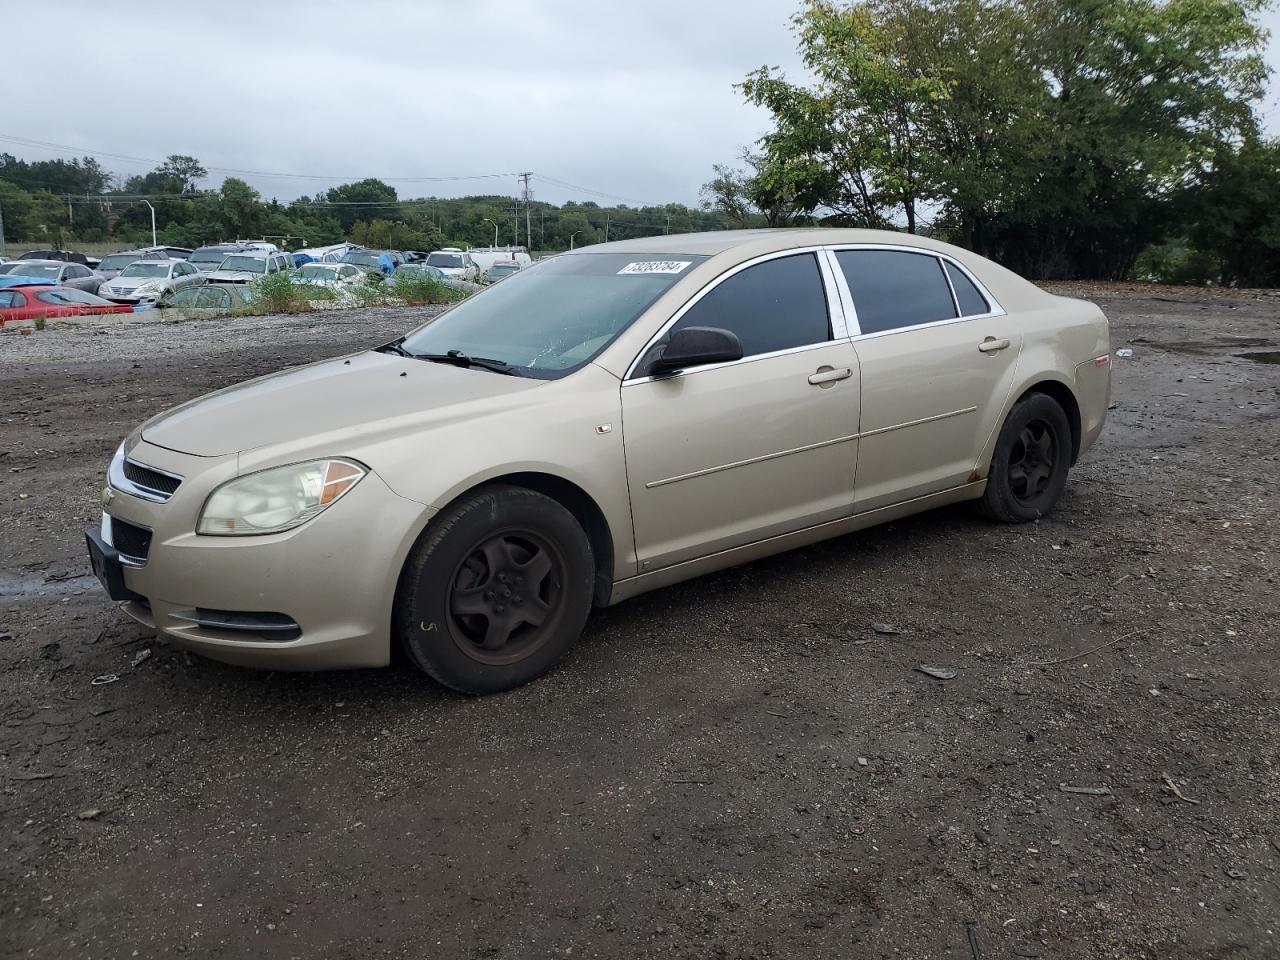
[[570, 231, 580, 250], [665, 213, 671, 235], [0, 200, 6, 256], [518, 172, 533, 253], [604, 216, 610, 243], [141, 200, 157, 247], [482, 217, 497, 249]]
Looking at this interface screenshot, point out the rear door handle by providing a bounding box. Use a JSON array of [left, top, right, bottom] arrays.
[[808, 367, 853, 386], [978, 337, 1011, 353]]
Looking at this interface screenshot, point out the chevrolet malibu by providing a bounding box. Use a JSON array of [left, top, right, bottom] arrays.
[[87, 229, 1110, 694]]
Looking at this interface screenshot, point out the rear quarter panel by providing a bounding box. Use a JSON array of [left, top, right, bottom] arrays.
[[979, 295, 1110, 470]]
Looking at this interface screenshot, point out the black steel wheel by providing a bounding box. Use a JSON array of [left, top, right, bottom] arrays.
[[396, 485, 594, 694], [978, 393, 1073, 523]]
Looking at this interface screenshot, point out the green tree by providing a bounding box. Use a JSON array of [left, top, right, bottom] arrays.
[[735, 0, 1270, 279], [324, 179, 398, 231]]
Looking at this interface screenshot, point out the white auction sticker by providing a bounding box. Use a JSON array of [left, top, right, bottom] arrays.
[[617, 261, 692, 275]]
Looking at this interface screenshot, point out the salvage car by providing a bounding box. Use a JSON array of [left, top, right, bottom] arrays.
[[96, 250, 170, 282], [204, 252, 294, 284], [167, 284, 254, 310], [87, 229, 1110, 694], [291, 262, 367, 290], [1, 283, 133, 324], [189, 243, 256, 273], [100, 259, 205, 305], [0, 259, 105, 293], [424, 248, 480, 282]]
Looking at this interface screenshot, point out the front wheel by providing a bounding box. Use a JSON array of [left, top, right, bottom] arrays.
[[395, 485, 594, 694], [978, 393, 1072, 523]]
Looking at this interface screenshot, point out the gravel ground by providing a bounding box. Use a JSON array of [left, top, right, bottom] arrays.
[[1, 292, 1278, 959]]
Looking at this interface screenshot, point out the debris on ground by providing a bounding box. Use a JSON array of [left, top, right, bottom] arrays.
[[1058, 784, 1114, 797], [916, 664, 957, 680]]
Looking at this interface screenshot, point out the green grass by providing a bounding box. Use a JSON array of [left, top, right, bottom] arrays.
[[389, 272, 466, 305]]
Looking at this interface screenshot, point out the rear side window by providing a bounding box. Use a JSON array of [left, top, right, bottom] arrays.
[[945, 261, 989, 316], [666, 253, 830, 359], [835, 250, 957, 335]]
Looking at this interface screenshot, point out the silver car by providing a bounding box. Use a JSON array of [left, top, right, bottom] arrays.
[[99, 259, 205, 305], [96, 250, 170, 283], [0, 259, 104, 294]]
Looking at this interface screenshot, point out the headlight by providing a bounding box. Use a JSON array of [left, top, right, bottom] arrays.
[[197, 459, 366, 536]]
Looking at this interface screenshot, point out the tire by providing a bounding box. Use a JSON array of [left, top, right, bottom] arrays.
[[978, 393, 1073, 523], [395, 485, 594, 694]]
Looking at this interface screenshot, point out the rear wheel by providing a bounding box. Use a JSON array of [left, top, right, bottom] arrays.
[[395, 485, 594, 694], [978, 393, 1072, 523]]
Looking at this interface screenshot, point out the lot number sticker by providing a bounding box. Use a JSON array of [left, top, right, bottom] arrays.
[[617, 261, 692, 275]]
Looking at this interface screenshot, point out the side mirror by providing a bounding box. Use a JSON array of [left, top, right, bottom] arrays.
[[648, 326, 743, 376]]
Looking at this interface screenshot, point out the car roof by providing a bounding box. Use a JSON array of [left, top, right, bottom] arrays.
[[580, 226, 1046, 259]]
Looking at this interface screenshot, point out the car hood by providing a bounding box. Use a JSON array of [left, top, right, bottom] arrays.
[[204, 270, 259, 283], [107, 275, 163, 291], [140, 350, 540, 457]]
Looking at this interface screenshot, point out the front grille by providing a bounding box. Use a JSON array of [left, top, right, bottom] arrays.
[[122, 459, 181, 500], [110, 517, 152, 563]]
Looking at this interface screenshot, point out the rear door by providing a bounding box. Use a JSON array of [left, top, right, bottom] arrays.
[[831, 247, 1022, 512], [621, 251, 860, 571]]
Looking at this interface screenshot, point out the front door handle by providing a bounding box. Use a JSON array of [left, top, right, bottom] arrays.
[[808, 366, 853, 386], [978, 337, 1011, 353]]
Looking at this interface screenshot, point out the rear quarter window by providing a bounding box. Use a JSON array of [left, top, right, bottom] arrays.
[[0, 291, 24, 308]]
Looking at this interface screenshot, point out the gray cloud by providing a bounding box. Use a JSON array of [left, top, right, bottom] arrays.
[[10, 0, 1280, 207]]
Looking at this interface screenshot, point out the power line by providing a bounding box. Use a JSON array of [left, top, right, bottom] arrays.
[[0, 133, 521, 184]]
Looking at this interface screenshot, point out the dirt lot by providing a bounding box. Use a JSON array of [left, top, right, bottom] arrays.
[[2, 291, 1277, 959]]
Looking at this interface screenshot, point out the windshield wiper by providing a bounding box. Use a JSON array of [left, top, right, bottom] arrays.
[[376, 338, 416, 358], [418, 349, 524, 377]]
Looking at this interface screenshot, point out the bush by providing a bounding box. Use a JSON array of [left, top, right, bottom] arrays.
[[245, 271, 335, 314], [389, 272, 465, 305]]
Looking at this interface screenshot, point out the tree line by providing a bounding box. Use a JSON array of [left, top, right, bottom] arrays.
[[0, 153, 735, 255], [703, 0, 1280, 286]]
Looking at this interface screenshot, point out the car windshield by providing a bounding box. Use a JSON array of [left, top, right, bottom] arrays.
[[425, 253, 464, 268], [192, 249, 232, 264], [342, 253, 380, 266], [219, 256, 268, 273], [298, 265, 338, 279], [37, 289, 111, 305], [487, 265, 517, 276], [400, 253, 707, 379], [101, 254, 146, 270], [5, 264, 60, 278], [119, 263, 170, 278], [397, 264, 440, 278]]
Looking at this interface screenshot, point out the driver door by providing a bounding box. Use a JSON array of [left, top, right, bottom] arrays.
[[621, 252, 860, 572]]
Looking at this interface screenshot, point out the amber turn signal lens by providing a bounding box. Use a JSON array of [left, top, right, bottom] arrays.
[[320, 460, 364, 506]]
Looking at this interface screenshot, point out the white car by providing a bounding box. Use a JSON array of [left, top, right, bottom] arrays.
[[98, 259, 204, 305], [205, 252, 294, 284], [290, 263, 366, 290], [424, 249, 481, 282]]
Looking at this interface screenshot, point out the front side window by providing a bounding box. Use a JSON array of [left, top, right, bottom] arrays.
[[400, 253, 707, 379], [660, 253, 830, 361], [835, 250, 957, 335]]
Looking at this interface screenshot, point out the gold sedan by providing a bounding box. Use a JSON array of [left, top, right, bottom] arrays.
[[86, 229, 1111, 693]]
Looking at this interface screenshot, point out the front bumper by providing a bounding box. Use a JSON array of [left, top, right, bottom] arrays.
[[95, 440, 435, 671]]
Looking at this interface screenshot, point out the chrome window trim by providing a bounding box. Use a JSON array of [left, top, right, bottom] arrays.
[[623, 246, 845, 384], [826, 244, 1006, 341]]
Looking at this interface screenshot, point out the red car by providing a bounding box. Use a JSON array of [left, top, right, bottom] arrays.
[[0, 283, 134, 326]]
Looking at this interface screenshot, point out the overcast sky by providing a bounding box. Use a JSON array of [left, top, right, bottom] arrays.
[[6, 1, 1280, 209]]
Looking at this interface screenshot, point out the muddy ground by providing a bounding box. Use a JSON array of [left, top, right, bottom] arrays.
[[1, 291, 1277, 959]]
